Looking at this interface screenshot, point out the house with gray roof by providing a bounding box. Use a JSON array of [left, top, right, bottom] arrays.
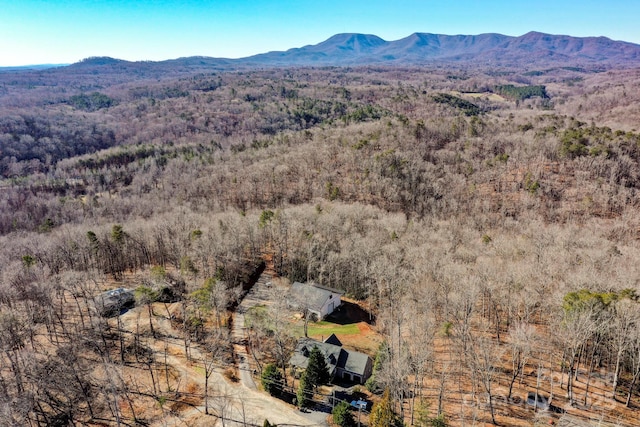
[[289, 282, 343, 320], [289, 334, 373, 384]]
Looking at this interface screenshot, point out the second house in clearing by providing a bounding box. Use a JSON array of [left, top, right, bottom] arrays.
[[289, 334, 373, 384], [289, 281, 343, 320]]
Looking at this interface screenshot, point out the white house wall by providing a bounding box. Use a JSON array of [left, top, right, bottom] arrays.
[[320, 293, 341, 318]]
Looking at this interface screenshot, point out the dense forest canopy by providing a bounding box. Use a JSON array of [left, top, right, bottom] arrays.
[[1, 62, 640, 426]]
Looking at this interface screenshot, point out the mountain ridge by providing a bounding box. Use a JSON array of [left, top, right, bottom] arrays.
[[236, 31, 640, 68], [6, 31, 638, 72]]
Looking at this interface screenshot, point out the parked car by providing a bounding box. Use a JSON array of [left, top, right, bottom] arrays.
[[526, 392, 549, 410], [95, 288, 135, 317]]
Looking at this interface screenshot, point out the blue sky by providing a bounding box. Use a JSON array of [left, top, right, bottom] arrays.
[[1, 0, 638, 66]]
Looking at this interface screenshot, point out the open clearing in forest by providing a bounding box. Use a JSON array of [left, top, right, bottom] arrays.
[[293, 299, 383, 355], [241, 278, 382, 357], [452, 90, 508, 102], [296, 320, 361, 337]]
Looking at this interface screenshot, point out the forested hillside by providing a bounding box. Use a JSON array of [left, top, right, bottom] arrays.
[[2, 63, 640, 426]]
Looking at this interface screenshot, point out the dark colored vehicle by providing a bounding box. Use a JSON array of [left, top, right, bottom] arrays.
[[95, 288, 135, 317], [526, 392, 549, 410]]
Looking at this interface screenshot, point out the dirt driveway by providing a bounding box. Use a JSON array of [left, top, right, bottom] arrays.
[[116, 293, 326, 426], [230, 271, 331, 427]]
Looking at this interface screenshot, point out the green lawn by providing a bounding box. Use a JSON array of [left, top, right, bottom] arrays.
[[245, 304, 363, 339], [293, 320, 361, 338]]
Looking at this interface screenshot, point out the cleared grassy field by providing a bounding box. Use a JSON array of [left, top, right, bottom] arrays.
[[452, 90, 507, 102], [293, 320, 362, 338], [293, 301, 383, 354]]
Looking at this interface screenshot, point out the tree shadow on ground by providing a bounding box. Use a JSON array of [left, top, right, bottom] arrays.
[[324, 301, 375, 325]]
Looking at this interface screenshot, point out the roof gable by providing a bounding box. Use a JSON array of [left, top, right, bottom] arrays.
[[324, 333, 342, 346], [343, 350, 371, 376]]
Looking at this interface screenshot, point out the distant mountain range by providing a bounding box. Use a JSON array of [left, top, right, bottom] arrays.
[[0, 63, 69, 72], [4, 31, 640, 73], [242, 31, 640, 67]]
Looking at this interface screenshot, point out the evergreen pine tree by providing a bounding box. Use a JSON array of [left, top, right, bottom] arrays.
[[261, 363, 283, 396], [332, 401, 356, 427], [369, 389, 402, 427], [297, 371, 313, 408], [306, 345, 330, 389]]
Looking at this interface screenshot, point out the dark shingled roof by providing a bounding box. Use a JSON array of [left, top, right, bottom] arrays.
[[324, 333, 342, 346], [343, 350, 370, 376], [289, 338, 342, 377], [289, 336, 371, 379]]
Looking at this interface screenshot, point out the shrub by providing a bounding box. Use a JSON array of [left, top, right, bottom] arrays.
[[332, 401, 356, 427], [261, 364, 283, 396], [429, 414, 448, 427], [296, 372, 312, 408], [224, 368, 238, 382], [365, 374, 380, 393]]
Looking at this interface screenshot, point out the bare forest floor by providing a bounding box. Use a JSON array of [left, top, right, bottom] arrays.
[[409, 326, 640, 427], [46, 267, 321, 427], [110, 300, 321, 426]]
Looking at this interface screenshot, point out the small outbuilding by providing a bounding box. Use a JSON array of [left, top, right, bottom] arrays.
[[289, 281, 343, 320]]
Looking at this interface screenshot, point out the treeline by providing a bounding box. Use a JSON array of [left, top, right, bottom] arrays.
[[494, 84, 548, 100], [68, 92, 116, 111], [431, 93, 481, 116]]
